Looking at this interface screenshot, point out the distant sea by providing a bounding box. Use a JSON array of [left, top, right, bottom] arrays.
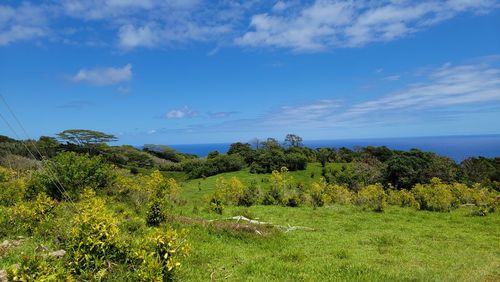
[[168, 135, 500, 162]]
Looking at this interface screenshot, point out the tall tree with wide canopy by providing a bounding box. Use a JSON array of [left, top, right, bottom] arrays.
[[57, 129, 117, 146]]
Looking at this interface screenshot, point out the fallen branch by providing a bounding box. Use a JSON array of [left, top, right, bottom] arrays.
[[210, 216, 315, 233]]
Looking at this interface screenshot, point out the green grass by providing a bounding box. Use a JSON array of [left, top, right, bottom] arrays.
[[1, 164, 499, 281], [175, 205, 500, 281], [181, 162, 343, 200], [172, 165, 500, 281]]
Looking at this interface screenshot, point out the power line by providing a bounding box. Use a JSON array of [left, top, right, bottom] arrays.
[[0, 95, 79, 210]]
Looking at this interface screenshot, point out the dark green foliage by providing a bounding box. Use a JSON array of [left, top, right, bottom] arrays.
[[146, 200, 166, 226], [207, 150, 220, 159], [28, 152, 115, 201], [143, 144, 191, 163], [283, 152, 308, 171], [237, 180, 260, 207], [102, 145, 156, 168], [460, 157, 496, 184], [227, 142, 255, 164], [186, 154, 245, 179]]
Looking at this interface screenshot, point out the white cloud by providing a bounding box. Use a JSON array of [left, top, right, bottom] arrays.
[[118, 24, 158, 49], [69, 64, 132, 85], [237, 0, 499, 51], [0, 3, 48, 46], [383, 75, 400, 81], [0, 1, 498, 51], [348, 62, 500, 116], [166, 106, 198, 119], [242, 59, 500, 129]]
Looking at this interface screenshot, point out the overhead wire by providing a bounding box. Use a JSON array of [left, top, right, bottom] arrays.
[[0, 95, 79, 210]]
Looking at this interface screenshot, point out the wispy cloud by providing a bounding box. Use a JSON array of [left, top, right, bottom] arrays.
[[382, 75, 400, 81], [208, 111, 238, 119], [0, 3, 48, 46], [348, 63, 500, 117], [148, 58, 500, 135], [1, 1, 497, 51], [236, 0, 499, 51], [69, 64, 132, 86], [165, 106, 198, 119]]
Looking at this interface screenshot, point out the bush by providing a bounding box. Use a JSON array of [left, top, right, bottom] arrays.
[[412, 178, 454, 212], [146, 200, 166, 226], [387, 190, 420, 209], [7, 255, 70, 281], [355, 184, 387, 212], [28, 152, 115, 201], [238, 180, 261, 207], [4, 192, 56, 235], [469, 186, 498, 216], [0, 167, 26, 207], [67, 189, 126, 277], [134, 229, 190, 281], [325, 184, 353, 205], [185, 155, 245, 179], [144, 171, 183, 226], [309, 179, 328, 207], [283, 190, 302, 207], [449, 182, 474, 207]]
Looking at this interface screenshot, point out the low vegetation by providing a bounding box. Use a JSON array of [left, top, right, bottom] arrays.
[[0, 130, 498, 281]]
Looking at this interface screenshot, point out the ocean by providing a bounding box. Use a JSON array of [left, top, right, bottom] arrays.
[[168, 135, 500, 162]]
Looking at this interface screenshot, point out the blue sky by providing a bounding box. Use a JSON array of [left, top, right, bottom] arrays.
[[0, 0, 499, 145]]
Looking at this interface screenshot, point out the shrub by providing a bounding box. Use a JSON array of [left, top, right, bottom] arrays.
[[309, 179, 328, 207], [146, 200, 166, 227], [67, 189, 126, 277], [28, 152, 115, 201], [326, 184, 353, 205], [387, 190, 420, 209], [412, 178, 454, 212], [204, 193, 224, 215], [355, 184, 387, 212], [135, 229, 190, 281], [283, 190, 302, 207], [238, 180, 261, 207], [185, 155, 245, 179], [449, 182, 474, 207], [145, 170, 182, 204], [0, 167, 26, 207], [469, 186, 498, 216], [7, 255, 70, 281], [216, 177, 246, 205], [144, 171, 183, 226], [4, 192, 56, 234]]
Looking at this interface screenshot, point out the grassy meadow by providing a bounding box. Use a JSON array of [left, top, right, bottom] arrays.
[[172, 164, 500, 281], [1, 162, 499, 281]]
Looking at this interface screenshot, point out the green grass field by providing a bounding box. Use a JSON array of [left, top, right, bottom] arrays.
[[171, 164, 500, 281], [1, 163, 499, 281]]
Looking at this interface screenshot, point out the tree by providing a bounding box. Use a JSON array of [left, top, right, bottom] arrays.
[[261, 138, 281, 151], [284, 134, 303, 148], [207, 150, 220, 159], [143, 144, 183, 162], [317, 148, 331, 168], [249, 138, 261, 149], [227, 142, 255, 164], [460, 157, 495, 184], [37, 136, 60, 158], [57, 129, 117, 146]]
